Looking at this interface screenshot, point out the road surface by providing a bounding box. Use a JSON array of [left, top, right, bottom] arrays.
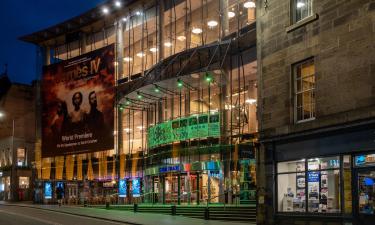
[[0, 205, 131, 225]]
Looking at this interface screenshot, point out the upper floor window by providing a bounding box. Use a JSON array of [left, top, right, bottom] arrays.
[[17, 148, 26, 167], [293, 0, 313, 23], [294, 58, 315, 122]]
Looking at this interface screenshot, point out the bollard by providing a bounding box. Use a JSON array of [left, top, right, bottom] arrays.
[[106, 201, 110, 209], [134, 203, 138, 212], [204, 207, 209, 220], [171, 205, 177, 215]]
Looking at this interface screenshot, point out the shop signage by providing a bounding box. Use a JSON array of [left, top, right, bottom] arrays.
[[44, 182, 52, 199], [132, 178, 141, 197], [103, 181, 115, 188], [159, 165, 181, 173], [41, 45, 115, 157], [148, 113, 220, 148], [307, 172, 320, 182], [119, 179, 127, 197]]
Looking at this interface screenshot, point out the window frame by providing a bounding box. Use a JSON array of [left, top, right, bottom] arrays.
[[293, 58, 316, 123], [291, 0, 314, 24], [276, 156, 343, 214]]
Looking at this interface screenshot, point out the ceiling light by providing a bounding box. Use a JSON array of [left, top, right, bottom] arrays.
[[136, 52, 145, 57], [102, 7, 109, 14], [244, 1, 256, 8], [150, 47, 158, 53], [0, 112, 4, 118], [228, 11, 235, 18], [135, 11, 142, 16], [123, 57, 133, 62], [177, 36, 186, 41], [192, 27, 203, 34], [296, 2, 305, 8], [164, 42, 172, 47], [122, 17, 127, 22], [207, 20, 218, 28], [115, 1, 121, 7]]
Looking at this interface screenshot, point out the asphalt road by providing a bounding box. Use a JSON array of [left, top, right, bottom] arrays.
[[0, 205, 131, 225]]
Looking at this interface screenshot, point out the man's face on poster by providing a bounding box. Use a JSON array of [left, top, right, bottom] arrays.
[[89, 92, 97, 108], [73, 92, 82, 108]]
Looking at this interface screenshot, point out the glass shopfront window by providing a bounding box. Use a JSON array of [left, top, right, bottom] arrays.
[[277, 156, 341, 213]]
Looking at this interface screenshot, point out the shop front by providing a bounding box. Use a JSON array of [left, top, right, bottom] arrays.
[[267, 123, 375, 225], [144, 161, 223, 205]]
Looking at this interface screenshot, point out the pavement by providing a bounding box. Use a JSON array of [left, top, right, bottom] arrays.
[[0, 202, 254, 225]]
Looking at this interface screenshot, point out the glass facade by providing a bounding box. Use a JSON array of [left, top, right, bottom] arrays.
[[35, 0, 258, 205]]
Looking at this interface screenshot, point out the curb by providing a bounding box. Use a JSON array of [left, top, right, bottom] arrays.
[[0, 203, 143, 225]]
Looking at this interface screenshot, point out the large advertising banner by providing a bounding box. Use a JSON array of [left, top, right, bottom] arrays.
[[41, 45, 115, 157]]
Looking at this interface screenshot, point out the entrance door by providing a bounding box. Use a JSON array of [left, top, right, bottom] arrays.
[[355, 170, 375, 225]]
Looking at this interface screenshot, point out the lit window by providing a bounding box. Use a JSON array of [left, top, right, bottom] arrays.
[[19, 177, 29, 189], [293, 0, 313, 23], [17, 148, 26, 167], [294, 58, 315, 122]]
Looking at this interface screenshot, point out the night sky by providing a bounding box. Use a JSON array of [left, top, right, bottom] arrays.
[[0, 0, 105, 84]]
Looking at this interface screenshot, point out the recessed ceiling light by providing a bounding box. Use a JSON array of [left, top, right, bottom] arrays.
[[150, 47, 158, 53], [136, 52, 145, 57], [244, 1, 256, 8], [115, 1, 121, 8], [123, 57, 133, 62], [207, 20, 218, 28], [192, 27, 203, 34], [177, 35, 186, 41], [102, 7, 109, 14], [228, 11, 235, 18], [164, 42, 172, 47]]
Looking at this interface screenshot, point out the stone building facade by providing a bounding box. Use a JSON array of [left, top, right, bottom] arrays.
[[0, 73, 36, 201], [256, 0, 375, 225]]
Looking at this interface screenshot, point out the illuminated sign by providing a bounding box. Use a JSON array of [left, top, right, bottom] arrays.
[[132, 178, 141, 197], [119, 179, 127, 197], [44, 182, 52, 199], [148, 113, 220, 148], [159, 165, 181, 173]]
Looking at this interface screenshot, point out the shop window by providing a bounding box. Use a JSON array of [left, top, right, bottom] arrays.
[[277, 160, 306, 212], [277, 160, 305, 173], [294, 58, 315, 122], [358, 171, 375, 214], [19, 177, 29, 189], [292, 0, 313, 23], [277, 156, 341, 213], [17, 148, 26, 167]]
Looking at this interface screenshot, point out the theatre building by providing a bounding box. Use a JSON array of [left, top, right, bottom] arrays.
[[256, 0, 375, 225], [20, 0, 258, 220]]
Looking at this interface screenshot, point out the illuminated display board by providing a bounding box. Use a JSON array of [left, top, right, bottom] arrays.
[[147, 113, 220, 148]]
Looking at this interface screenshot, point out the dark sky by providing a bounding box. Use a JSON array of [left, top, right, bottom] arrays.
[[0, 0, 105, 84]]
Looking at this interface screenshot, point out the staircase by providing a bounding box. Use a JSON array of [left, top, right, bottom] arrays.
[[102, 204, 257, 223]]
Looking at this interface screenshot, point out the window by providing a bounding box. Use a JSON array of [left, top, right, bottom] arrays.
[[294, 58, 315, 122], [19, 177, 29, 189], [17, 148, 26, 167], [293, 0, 313, 23], [277, 157, 341, 213]]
